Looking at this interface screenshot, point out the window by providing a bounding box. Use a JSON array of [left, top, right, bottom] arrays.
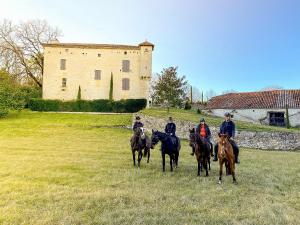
[[62, 78, 67, 87], [122, 60, 130, 72], [60, 59, 66, 70], [122, 78, 130, 90], [98, 53, 101, 57], [94, 70, 101, 80], [269, 112, 285, 127]]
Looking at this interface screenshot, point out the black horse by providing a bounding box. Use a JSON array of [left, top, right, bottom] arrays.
[[130, 127, 151, 168], [151, 130, 181, 172], [189, 128, 211, 176]]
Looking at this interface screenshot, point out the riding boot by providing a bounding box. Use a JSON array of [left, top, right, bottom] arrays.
[[213, 145, 218, 161], [190, 147, 195, 156], [231, 141, 240, 164], [210, 143, 214, 157], [235, 151, 240, 164]]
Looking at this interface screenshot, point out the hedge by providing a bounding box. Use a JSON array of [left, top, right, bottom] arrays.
[[28, 98, 147, 113]]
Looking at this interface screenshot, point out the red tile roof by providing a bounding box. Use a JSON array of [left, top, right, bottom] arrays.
[[207, 90, 300, 109], [138, 41, 155, 50]]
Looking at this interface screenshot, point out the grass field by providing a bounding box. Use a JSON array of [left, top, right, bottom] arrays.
[[141, 108, 300, 132], [0, 111, 299, 225]]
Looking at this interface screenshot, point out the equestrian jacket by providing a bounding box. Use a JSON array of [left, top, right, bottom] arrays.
[[220, 120, 236, 138], [165, 122, 176, 135], [133, 121, 144, 131], [196, 124, 211, 140]]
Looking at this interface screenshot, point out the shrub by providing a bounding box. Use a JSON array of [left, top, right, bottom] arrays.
[[19, 86, 42, 108], [0, 71, 25, 117], [184, 101, 192, 110], [28, 98, 147, 113]]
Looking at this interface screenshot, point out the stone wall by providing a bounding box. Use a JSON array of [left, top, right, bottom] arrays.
[[135, 114, 300, 151]]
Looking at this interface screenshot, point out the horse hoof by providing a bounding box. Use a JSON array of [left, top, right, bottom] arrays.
[[218, 180, 222, 185]]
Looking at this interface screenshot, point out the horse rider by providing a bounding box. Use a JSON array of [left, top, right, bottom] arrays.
[[213, 112, 240, 164], [165, 116, 179, 146], [191, 118, 213, 156], [132, 115, 144, 132], [131, 116, 144, 147]]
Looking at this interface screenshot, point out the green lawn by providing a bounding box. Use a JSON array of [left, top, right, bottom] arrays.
[[140, 107, 300, 132], [0, 111, 299, 225]]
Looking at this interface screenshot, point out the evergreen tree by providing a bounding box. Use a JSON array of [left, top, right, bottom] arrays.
[[109, 73, 113, 100], [285, 104, 290, 129], [151, 67, 188, 108], [77, 85, 81, 100]]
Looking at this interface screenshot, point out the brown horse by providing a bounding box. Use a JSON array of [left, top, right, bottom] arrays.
[[217, 134, 237, 184], [189, 128, 210, 177], [130, 127, 151, 168]]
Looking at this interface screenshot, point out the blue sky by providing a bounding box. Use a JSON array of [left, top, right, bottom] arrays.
[[1, 0, 299, 94]]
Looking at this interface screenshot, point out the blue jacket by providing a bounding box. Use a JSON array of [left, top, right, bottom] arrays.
[[165, 122, 176, 135], [133, 121, 143, 131], [220, 120, 235, 138]]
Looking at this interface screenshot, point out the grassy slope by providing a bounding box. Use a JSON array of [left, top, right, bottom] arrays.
[[140, 108, 300, 132], [0, 111, 299, 225]]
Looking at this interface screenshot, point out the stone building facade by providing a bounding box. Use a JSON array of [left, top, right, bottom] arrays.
[[42, 40, 154, 102]]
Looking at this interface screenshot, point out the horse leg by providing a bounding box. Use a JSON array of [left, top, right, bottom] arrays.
[[170, 155, 173, 172], [138, 150, 142, 168], [218, 160, 223, 184], [175, 153, 178, 168], [132, 151, 136, 167], [162, 153, 165, 172], [147, 148, 150, 163], [230, 160, 237, 184], [204, 159, 209, 177], [208, 156, 211, 170], [197, 160, 201, 176]]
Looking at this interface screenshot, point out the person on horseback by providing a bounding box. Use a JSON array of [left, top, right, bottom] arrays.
[[191, 118, 213, 156], [132, 116, 143, 132], [131, 116, 144, 148], [213, 112, 240, 163], [165, 117, 179, 146], [165, 117, 176, 136]]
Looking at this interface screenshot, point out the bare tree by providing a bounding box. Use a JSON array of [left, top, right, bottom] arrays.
[[187, 84, 201, 102], [0, 19, 62, 87], [260, 86, 283, 91], [205, 89, 217, 101], [222, 89, 237, 94]]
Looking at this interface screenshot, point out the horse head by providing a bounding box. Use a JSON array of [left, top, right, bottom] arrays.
[[218, 133, 230, 158], [151, 129, 160, 147], [189, 128, 196, 148]]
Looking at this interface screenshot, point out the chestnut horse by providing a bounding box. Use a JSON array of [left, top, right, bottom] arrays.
[[130, 127, 151, 168], [189, 128, 210, 177], [217, 134, 237, 184]]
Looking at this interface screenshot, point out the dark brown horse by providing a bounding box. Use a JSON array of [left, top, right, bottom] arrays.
[[217, 134, 237, 184], [189, 128, 210, 177], [130, 127, 151, 168]]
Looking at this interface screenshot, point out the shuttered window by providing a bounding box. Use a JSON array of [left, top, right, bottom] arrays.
[[60, 59, 66, 70], [122, 60, 130, 72], [62, 78, 67, 87], [94, 70, 101, 80], [122, 78, 130, 90]]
